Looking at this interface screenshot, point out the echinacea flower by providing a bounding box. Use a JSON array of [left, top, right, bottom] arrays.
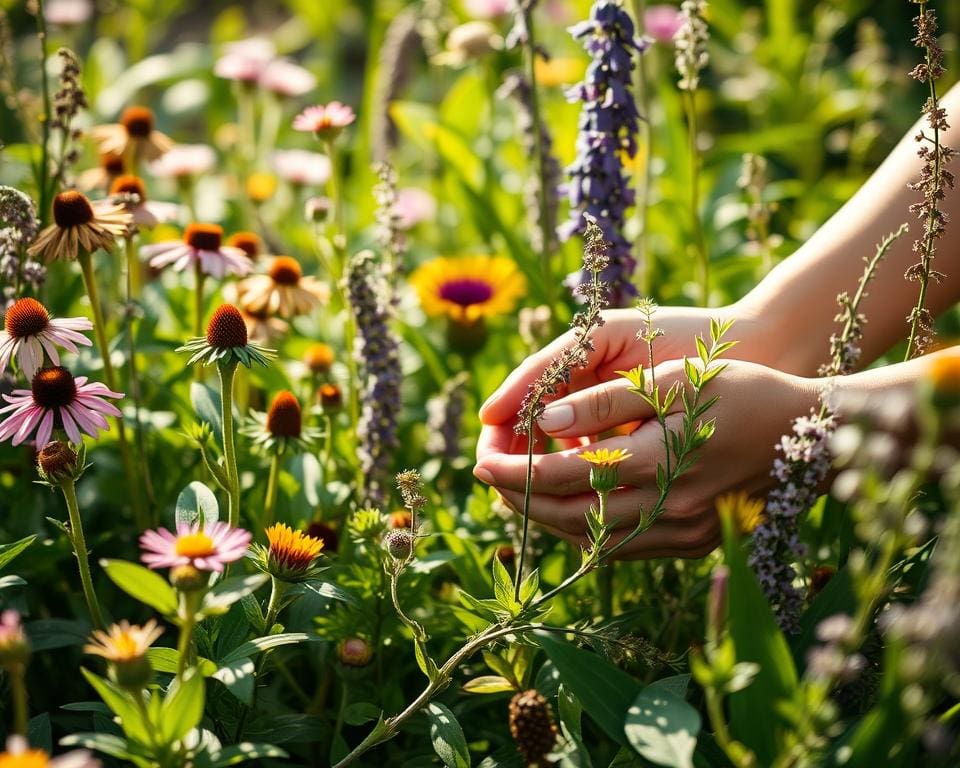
[[36, 440, 84, 486], [84, 619, 163, 688], [178, 303, 275, 368], [644, 4, 686, 44], [226, 231, 261, 261], [108, 175, 179, 229], [139, 521, 252, 573], [214, 37, 275, 83], [319, 383, 342, 410], [293, 102, 356, 141], [242, 390, 323, 454], [1, 298, 93, 378], [141, 223, 253, 279], [409, 255, 525, 323], [236, 256, 329, 318], [259, 59, 317, 97], [0, 736, 99, 768], [27, 190, 131, 262], [147, 144, 217, 180], [220, 284, 289, 343], [90, 105, 173, 163], [0, 366, 122, 447], [715, 490, 765, 535], [45, 0, 94, 27], [0, 611, 28, 667], [251, 522, 325, 582], [304, 343, 334, 375], [77, 152, 126, 192], [271, 149, 331, 187]]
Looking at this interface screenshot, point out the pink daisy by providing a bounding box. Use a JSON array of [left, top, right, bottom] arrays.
[[271, 149, 331, 186], [393, 188, 437, 230], [139, 521, 252, 573], [293, 102, 356, 141], [645, 4, 686, 44], [141, 223, 253, 279], [1, 298, 93, 378], [214, 38, 276, 83], [259, 59, 317, 97], [0, 366, 123, 447], [148, 144, 217, 180]]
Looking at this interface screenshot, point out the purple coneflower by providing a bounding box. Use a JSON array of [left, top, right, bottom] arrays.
[[214, 38, 276, 83], [139, 521, 251, 573], [90, 106, 173, 163], [142, 223, 252, 279], [0, 298, 92, 378], [0, 365, 122, 447]]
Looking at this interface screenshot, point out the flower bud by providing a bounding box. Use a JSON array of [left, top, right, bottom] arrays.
[[0, 611, 29, 669], [37, 440, 82, 486], [305, 196, 331, 223], [384, 529, 414, 561], [319, 383, 343, 410], [169, 564, 210, 592], [337, 637, 373, 667]]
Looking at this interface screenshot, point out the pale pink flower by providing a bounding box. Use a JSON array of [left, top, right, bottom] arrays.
[[45, 0, 93, 26], [140, 521, 252, 573], [108, 175, 179, 229], [1, 298, 93, 378], [645, 4, 686, 44], [0, 610, 24, 649], [393, 188, 437, 229], [141, 223, 253, 280], [148, 144, 217, 180], [463, 0, 511, 19], [259, 59, 317, 97], [214, 38, 276, 83], [1, 736, 99, 768], [0, 366, 123, 447], [271, 149, 331, 186], [293, 102, 356, 140]]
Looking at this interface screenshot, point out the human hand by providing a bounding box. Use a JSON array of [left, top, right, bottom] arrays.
[[475, 359, 819, 558]]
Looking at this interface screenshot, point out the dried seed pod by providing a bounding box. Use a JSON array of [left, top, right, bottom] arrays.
[[508, 689, 558, 766]]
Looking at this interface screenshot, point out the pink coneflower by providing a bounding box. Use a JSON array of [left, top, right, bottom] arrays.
[[109, 175, 179, 229], [147, 144, 217, 180], [0, 298, 93, 378], [45, 0, 93, 27], [260, 59, 317, 97], [645, 4, 686, 44], [0, 366, 122, 447], [141, 223, 253, 279], [293, 102, 356, 141], [139, 521, 252, 573], [271, 149, 331, 187], [214, 38, 276, 83], [393, 188, 437, 230], [91, 106, 173, 163]]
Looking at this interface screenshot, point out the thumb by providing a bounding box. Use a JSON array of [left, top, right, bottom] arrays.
[[536, 360, 686, 439]]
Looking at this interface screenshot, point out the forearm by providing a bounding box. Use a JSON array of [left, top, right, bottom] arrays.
[[736, 82, 960, 376]]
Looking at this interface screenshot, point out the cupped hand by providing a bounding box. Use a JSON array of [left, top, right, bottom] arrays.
[[475, 359, 819, 559]]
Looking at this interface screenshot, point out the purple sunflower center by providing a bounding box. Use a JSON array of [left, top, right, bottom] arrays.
[[438, 278, 493, 308]]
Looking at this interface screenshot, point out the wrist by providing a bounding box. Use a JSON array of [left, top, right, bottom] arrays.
[[726, 292, 824, 377]]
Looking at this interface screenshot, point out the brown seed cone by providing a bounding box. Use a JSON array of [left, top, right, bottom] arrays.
[[508, 689, 558, 767]]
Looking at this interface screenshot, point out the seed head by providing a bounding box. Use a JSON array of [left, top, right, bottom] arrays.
[[4, 297, 50, 339], [120, 106, 155, 137], [508, 690, 558, 766], [52, 190, 94, 228], [266, 390, 302, 438], [384, 528, 414, 561], [206, 304, 248, 349]]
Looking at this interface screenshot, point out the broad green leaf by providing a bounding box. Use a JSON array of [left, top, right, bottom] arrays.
[[624, 688, 701, 768], [26, 619, 90, 651], [537, 631, 641, 746], [0, 535, 36, 570], [100, 560, 178, 616], [160, 670, 205, 743], [300, 579, 360, 608], [200, 574, 269, 616], [190, 382, 223, 443], [343, 702, 381, 726], [462, 676, 516, 695], [648, 675, 691, 701], [175, 481, 219, 527], [80, 668, 151, 746], [209, 743, 288, 766], [61, 732, 143, 761], [221, 632, 312, 665], [722, 514, 798, 764], [213, 657, 256, 705], [426, 701, 471, 768], [146, 648, 217, 677]]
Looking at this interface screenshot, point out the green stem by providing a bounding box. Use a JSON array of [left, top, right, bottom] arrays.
[[263, 452, 281, 530], [34, 0, 52, 227], [514, 420, 536, 603], [10, 664, 28, 737], [78, 249, 146, 530], [263, 576, 285, 633], [61, 480, 105, 630], [193, 260, 206, 338], [597, 491, 614, 618], [683, 89, 709, 305], [217, 360, 241, 528], [176, 591, 201, 680], [704, 684, 738, 763], [631, 0, 654, 296]]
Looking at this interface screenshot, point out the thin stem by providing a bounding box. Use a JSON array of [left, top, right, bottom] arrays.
[[514, 421, 536, 603], [263, 576, 285, 633], [193, 260, 206, 338], [217, 361, 241, 528], [10, 664, 28, 737], [389, 569, 425, 641], [61, 480, 105, 630], [263, 452, 281, 529], [704, 685, 737, 761], [34, 0, 52, 227], [683, 89, 709, 305], [176, 590, 201, 680], [78, 249, 146, 530]]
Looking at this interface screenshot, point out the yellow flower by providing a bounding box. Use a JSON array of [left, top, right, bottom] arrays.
[[715, 491, 765, 535], [928, 352, 960, 394], [578, 448, 633, 467], [84, 620, 163, 663], [409, 255, 525, 323], [264, 523, 325, 580], [246, 172, 278, 203], [534, 55, 586, 87]]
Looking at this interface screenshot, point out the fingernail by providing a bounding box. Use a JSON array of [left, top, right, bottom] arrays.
[[473, 466, 495, 485], [538, 403, 574, 433]]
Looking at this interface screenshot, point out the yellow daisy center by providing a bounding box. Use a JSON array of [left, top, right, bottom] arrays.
[[578, 448, 632, 467], [108, 630, 142, 661], [0, 750, 50, 768], [175, 532, 216, 558], [266, 523, 323, 572]]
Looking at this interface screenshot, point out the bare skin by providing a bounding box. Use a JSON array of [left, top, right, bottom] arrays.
[[475, 83, 960, 558]]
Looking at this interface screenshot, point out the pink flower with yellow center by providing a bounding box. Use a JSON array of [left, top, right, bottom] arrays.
[[141, 223, 253, 279], [1, 298, 93, 378], [0, 366, 122, 447], [293, 102, 356, 141], [139, 521, 252, 573]]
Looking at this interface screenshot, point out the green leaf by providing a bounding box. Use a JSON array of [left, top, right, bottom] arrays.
[[221, 632, 312, 665], [624, 687, 701, 768], [212, 657, 256, 705], [175, 481, 219, 527], [722, 514, 798, 764], [793, 567, 855, 670], [100, 560, 178, 617], [343, 702, 381, 726], [61, 732, 142, 761], [426, 701, 471, 768], [537, 631, 640, 746], [191, 381, 223, 443], [146, 648, 217, 677], [300, 579, 360, 608], [462, 675, 516, 694], [648, 675, 691, 700], [209, 743, 288, 766], [0, 535, 36, 571], [200, 574, 269, 617], [161, 670, 205, 743], [80, 668, 151, 745], [415, 638, 440, 682], [491, 553, 515, 609]]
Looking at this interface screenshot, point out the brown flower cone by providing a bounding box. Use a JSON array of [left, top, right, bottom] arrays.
[[508, 690, 558, 767]]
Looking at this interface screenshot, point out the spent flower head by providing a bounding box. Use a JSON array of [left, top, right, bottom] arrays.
[[28, 190, 131, 262], [36, 439, 86, 487]]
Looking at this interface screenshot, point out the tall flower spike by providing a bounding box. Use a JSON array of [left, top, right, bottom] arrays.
[[560, 0, 647, 306], [345, 250, 402, 506], [675, 1, 709, 92], [177, 304, 275, 368]]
